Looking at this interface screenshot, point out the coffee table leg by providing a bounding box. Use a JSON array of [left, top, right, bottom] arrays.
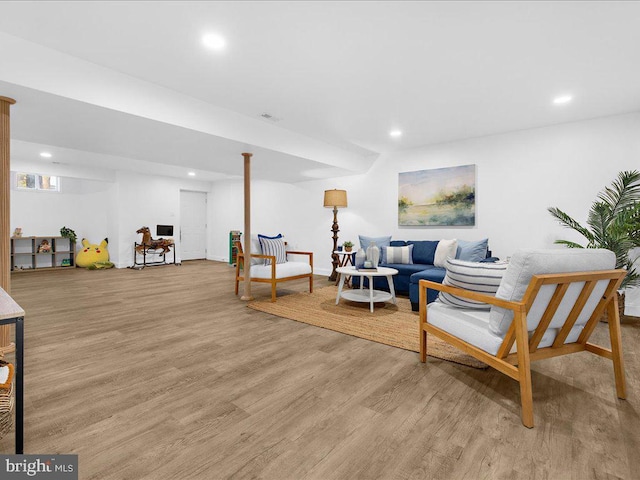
[[336, 273, 346, 305], [369, 276, 374, 312], [387, 275, 397, 305]]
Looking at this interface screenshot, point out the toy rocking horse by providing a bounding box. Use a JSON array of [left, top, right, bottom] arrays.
[[136, 227, 173, 254]]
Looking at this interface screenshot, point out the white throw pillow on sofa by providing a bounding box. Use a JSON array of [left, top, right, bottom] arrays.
[[434, 239, 458, 267]]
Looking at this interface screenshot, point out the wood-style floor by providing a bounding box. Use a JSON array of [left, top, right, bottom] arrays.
[[1, 260, 639, 479]]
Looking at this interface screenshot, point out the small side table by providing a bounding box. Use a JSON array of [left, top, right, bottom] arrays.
[[334, 250, 354, 287], [0, 288, 24, 454]]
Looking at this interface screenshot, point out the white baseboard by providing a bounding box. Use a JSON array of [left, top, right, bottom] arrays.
[[314, 267, 331, 277]]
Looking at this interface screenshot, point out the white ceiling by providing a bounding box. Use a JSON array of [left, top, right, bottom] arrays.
[[1, 1, 639, 182]]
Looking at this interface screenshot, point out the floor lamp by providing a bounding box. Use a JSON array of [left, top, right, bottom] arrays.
[[323, 189, 348, 281]]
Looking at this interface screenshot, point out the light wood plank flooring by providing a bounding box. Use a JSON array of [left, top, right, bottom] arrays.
[[1, 260, 639, 479]]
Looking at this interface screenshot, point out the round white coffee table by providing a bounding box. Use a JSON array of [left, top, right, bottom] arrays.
[[335, 266, 398, 312]]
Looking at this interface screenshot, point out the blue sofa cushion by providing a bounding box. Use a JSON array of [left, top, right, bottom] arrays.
[[409, 266, 447, 306], [387, 263, 426, 276], [390, 240, 407, 247], [456, 238, 489, 262], [409, 266, 447, 284], [407, 240, 439, 265]]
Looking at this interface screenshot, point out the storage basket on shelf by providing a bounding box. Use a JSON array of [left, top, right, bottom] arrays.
[[0, 361, 15, 439]]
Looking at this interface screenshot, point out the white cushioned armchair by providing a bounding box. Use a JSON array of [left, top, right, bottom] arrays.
[[419, 249, 627, 428], [234, 235, 313, 302]]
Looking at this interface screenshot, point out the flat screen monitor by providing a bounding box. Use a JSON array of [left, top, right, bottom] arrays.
[[157, 225, 174, 236]]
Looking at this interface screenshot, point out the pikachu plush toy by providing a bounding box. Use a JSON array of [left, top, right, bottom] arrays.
[[76, 238, 114, 269]]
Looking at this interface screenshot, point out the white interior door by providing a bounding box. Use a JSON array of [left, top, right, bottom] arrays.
[[180, 190, 207, 260]]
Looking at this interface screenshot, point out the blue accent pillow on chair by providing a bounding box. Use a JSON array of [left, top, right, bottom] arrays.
[[258, 233, 283, 240]]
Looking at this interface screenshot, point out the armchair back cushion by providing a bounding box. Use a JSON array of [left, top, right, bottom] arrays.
[[489, 249, 615, 336]]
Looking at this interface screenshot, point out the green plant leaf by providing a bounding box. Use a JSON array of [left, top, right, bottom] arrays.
[[547, 207, 594, 243], [596, 170, 640, 216], [549, 170, 640, 289], [553, 240, 585, 249]]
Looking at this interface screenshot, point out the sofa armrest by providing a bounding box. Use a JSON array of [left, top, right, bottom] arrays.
[[419, 279, 523, 312]]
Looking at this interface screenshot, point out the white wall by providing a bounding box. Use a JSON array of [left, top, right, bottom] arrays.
[[208, 112, 640, 314], [208, 179, 318, 262], [11, 176, 112, 245], [10, 168, 211, 268], [109, 171, 211, 268]]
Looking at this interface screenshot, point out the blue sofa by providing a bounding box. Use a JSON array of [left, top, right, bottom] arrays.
[[353, 238, 492, 311]]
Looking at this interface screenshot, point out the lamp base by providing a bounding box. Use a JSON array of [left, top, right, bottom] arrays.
[[329, 207, 340, 281]]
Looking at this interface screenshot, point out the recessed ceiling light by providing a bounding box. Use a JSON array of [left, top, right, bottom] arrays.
[[188, 171, 196, 177], [40, 152, 52, 158], [202, 33, 226, 51], [390, 130, 403, 138], [553, 95, 573, 105]]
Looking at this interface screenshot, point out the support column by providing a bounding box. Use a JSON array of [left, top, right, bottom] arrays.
[[240, 152, 253, 301], [0, 96, 16, 353]]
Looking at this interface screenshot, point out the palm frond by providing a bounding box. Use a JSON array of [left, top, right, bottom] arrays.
[[620, 202, 640, 247], [620, 257, 640, 289], [586, 202, 611, 247], [547, 207, 595, 243], [553, 240, 585, 249], [596, 170, 640, 216], [550, 170, 640, 290]]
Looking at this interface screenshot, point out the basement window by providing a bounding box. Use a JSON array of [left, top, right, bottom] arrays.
[[16, 173, 60, 192]]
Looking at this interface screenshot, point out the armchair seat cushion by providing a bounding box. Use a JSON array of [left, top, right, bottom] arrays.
[[428, 302, 503, 355], [250, 261, 312, 280], [428, 301, 584, 356]]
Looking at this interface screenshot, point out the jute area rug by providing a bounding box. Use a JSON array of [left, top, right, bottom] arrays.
[[248, 285, 487, 369]]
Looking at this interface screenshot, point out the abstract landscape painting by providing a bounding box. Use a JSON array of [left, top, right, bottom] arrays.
[[398, 164, 476, 226]]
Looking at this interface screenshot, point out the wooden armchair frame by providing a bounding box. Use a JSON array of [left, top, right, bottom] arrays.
[[234, 241, 313, 302], [419, 269, 627, 428]]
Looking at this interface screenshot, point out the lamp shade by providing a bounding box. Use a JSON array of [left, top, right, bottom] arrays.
[[323, 189, 348, 208]]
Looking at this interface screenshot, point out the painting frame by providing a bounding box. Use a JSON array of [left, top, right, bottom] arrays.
[[398, 164, 476, 226]]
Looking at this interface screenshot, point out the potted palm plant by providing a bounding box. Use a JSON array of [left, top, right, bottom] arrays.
[[548, 170, 640, 318]]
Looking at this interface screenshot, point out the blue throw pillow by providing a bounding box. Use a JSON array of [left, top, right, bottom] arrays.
[[358, 235, 392, 250], [258, 233, 283, 240], [408, 240, 439, 265], [390, 240, 407, 247], [456, 239, 489, 263]]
